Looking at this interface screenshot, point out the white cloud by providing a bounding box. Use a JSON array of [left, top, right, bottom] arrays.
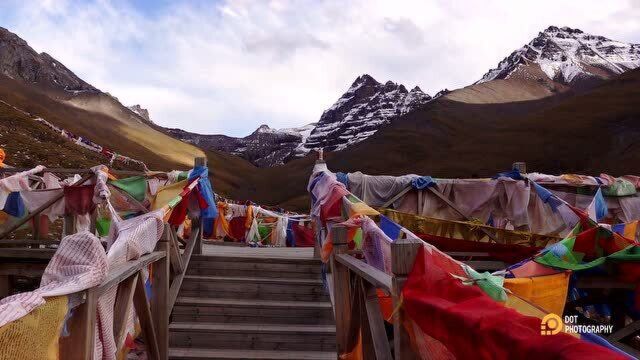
[[1, 0, 639, 136]]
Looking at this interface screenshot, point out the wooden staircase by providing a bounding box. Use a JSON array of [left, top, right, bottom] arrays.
[[168, 253, 336, 360]]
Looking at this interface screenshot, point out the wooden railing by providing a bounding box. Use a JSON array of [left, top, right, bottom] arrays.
[[326, 224, 422, 360], [0, 157, 208, 360], [314, 162, 640, 359]]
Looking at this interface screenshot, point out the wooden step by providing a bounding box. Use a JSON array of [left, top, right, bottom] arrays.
[[169, 347, 336, 360], [172, 297, 334, 325], [169, 322, 336, 352], [190, 254, 322, 265], [188, 257, 322, 279], [179, 275, 328, 301]]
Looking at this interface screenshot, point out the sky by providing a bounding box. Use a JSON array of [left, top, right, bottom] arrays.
[[0, 0, 639, 136]]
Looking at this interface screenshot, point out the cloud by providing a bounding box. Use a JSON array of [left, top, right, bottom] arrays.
[[0, 0, 639, 136], [383, 18, 425, 47]]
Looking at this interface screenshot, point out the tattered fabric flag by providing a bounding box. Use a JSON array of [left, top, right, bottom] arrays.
[[532, 181, 580, 228], [535, 224, 637, 271], [402, 246, 628, 360], [611, 221, 638, 240], [379, 214, 402, 240], [110, 176, 147, 202], [586, 187, 608, 222]]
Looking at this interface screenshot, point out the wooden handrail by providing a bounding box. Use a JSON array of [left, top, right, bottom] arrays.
[[335, 254, 392, 292], [0, 156, 210, 360], [313, 160, 422, 360], [96, 251, 166, 295], [168, 224, 200, 312]]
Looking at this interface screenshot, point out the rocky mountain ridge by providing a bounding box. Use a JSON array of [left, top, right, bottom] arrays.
[[169, 74, 432, 166], [478, 26, 640, 86], [0, 26, 96, 92], [165, 123, 316, 167]]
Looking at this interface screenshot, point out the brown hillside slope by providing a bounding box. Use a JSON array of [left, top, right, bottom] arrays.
[[331, 68, 640, 177], [0, 75, 257, 197], [0, 100, 109, 168], [246, 69, 640, 210]]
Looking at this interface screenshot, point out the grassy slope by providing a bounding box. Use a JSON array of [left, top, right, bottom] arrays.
[[0, 75, 257, 197], [0, 101, 110, 168]]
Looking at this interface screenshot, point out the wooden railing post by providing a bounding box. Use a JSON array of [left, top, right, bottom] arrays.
[[60, 289, 97, 360], [313, 218, 322, 259], [193, 156, 206, 255], [330, 224, 351, 355], [391, 236, 422, 360], [152, 236, 170, 359], [63, 214, 76, 237]]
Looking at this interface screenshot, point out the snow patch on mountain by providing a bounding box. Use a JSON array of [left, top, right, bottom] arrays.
[[478, 26, 640, 85]]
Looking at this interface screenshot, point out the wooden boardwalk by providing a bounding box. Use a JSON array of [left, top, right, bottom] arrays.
[[169, 244, 336, 360]]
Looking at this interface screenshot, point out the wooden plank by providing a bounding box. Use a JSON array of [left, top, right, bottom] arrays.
[[133, 272, 161, 360], [169, 226, 200, 311], [152, 239, 170, 360], [313, 218, 322, 259], [464, 260, 507, 271], [96, 251, 165, 295], [193, 217, 203, 255], [0, 248, 56, 259], [0, 262, 47, 276], [0, 239, 60, 245], [60, 289, 97, 360], [0, 173, 93, 238], [335, 254, 392, 291], [329, 225, 351, 356], [168, 228, 184, 275], [426, 186, 499, 243], [391, 236, 422, 360], [113, 274, 138, 349], [358, 278, 375, 360], [381, 185, 412, 209], [446, 251, 491, 258], [63, 214, 76, 237], [168, 348, 336, 359], [32, 215, 40, 241], [362, 281, 393, 360]]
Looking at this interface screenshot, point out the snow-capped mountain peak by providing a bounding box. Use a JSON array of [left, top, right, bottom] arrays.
[[477, 26, 640, 85], [295, 74, 432, 155]]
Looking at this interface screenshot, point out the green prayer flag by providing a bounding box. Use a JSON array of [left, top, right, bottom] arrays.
[[353, 228, 363, 249], [177, 171, 189, 181], [167, 196, 182, 209], [258, 225, 271, 243], [96, 217, 111, 237], [110, 176, 147, 202], [462, 265, 507, 302]]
